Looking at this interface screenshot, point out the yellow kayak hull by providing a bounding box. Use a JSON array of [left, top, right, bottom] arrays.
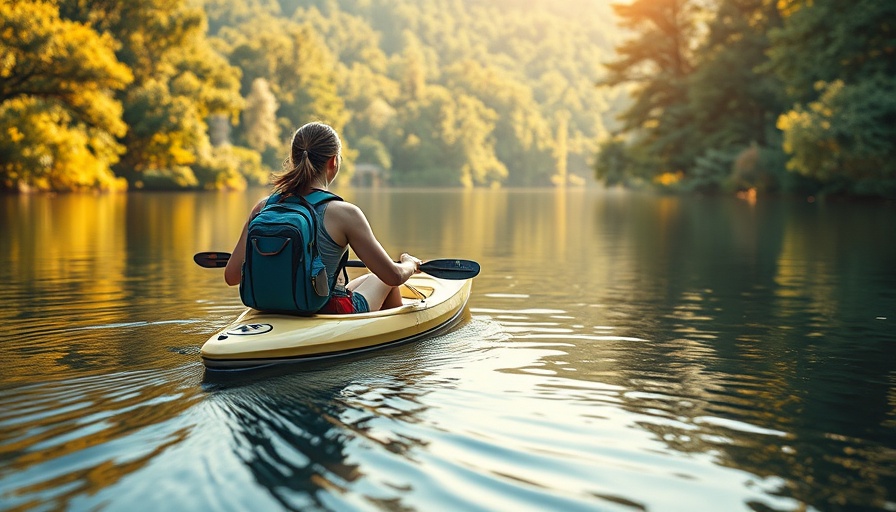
[[201, 274, 472, 369]]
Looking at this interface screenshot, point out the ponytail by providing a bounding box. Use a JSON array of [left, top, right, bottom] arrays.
[[272, 122, 342, 197]]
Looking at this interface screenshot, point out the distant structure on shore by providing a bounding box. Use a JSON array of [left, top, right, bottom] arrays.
[[352, 164, 385, 187]]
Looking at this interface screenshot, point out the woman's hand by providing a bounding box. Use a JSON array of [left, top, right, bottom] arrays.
[[400, 253, 422, 273]]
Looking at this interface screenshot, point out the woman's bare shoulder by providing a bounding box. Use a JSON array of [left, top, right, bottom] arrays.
[[327, 200, 365, 219], [326, 201, 372, 241], [250, 196, 269, 215]]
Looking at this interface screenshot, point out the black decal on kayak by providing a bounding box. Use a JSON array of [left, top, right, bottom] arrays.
[[226, 323, 273, 336]]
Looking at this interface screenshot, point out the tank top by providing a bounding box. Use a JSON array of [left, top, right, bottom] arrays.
[[313, 201, 349, 290]]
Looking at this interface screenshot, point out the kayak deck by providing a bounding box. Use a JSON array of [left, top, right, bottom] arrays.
[[201, 274, 472, 369]]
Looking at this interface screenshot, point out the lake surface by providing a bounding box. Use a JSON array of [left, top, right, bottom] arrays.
[[1, 188, 894, 511]]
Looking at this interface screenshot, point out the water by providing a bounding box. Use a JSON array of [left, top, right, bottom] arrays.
[[1, 189, 894, 511]]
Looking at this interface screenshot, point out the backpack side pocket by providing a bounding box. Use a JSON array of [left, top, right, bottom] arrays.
[[310, 254, 329, 297]]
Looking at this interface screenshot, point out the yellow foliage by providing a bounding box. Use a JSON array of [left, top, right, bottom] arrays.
[[7, 127, 24, 142], [654, 171, 684, 186], [1, 0, 131, 191], [776, 0, 815, 17], [404, 134, 421, 148]]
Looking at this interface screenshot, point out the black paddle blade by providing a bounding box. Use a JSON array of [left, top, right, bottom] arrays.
[[194, 252, 231, 268], [419, 259, 480, 279]]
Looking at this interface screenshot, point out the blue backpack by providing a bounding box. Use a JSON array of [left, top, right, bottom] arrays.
[[240, 190, 344, 314]]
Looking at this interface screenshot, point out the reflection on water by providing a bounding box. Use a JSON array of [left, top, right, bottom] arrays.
[[1, 189, 895, 511], [0, 366, 203, 510]]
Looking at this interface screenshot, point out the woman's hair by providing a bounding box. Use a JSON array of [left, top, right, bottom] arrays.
[[272, 122, 342, 196]]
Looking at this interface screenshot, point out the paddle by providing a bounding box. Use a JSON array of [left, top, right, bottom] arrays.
[[193, 252, 480, 279]]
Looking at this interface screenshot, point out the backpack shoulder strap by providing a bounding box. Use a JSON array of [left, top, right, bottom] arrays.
[[250, 194, 280, 221], [305, 189, 343, 207], [303, 190, 348, 289], [257, 193, 283, 211], [269, 190, 341, 207]]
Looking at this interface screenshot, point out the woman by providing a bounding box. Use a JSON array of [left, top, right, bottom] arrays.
[[224, 122, 421, 313]]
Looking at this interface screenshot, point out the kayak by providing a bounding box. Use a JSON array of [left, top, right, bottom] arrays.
[[200, 274, 473, 369]]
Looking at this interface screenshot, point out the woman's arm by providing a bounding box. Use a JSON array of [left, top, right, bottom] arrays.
[[327, 202, 419, 286], [224, 198, 267, 286]]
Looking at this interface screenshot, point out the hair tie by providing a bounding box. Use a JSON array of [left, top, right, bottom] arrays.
[[302, 150, 309, 160]]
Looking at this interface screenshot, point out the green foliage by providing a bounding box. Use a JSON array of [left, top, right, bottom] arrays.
[[382, 84, 507, 187], [443, 60, 554, 186], [354, 136, 392, 170], [452, 94, 509, 188], [193, 144, 270, 190], [601, 0, 702, 178], [6, 0, 892, 195], [689, 0, 785, 153], [688, 147, 739, 193], [768, 0, 896, 197], [208, 0, 617, 187], [203, 0, 283, 34], [138, 166, 200, 190], [777, 77, 896, 187], [594, 137, 661, 188], [766, 0, 896, 103], [223, 16, 347, 124], [599, 0, 896, 198], [594, 138, 631, 186], [2, 0, 245, 191], [5, 0, 618, 191], [81, 0, 244, 185], [115, 76, 220, 187]]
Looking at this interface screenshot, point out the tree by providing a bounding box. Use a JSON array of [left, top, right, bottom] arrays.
[[389, 86, 506, 186], [4, 0, 624, 190], [60, 0, 243, 187], [601, 0, 702, 177], [396, 30, 432, 102], [768, 0, 896, 196], [284, 24, 347, 130], [0, 1, 132, 191], [594, 136, 663, 187], [777, 77, 896, 195], [766, 0, 896, 103], [552, 110, 570, 185], [685, 0, 788, 192], [224, 16, 347, 134], [442, 60, 554, 186], [242, 78, 281, 152], [451, 94, 508, 187]]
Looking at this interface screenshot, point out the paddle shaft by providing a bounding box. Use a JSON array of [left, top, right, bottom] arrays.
[[193, 252, 479, 279]]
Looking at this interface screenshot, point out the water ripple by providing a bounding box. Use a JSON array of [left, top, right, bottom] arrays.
[[0, 366, 203, 511]]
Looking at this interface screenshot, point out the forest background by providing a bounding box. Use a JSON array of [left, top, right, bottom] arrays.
[[1, 0, 894, 198]]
